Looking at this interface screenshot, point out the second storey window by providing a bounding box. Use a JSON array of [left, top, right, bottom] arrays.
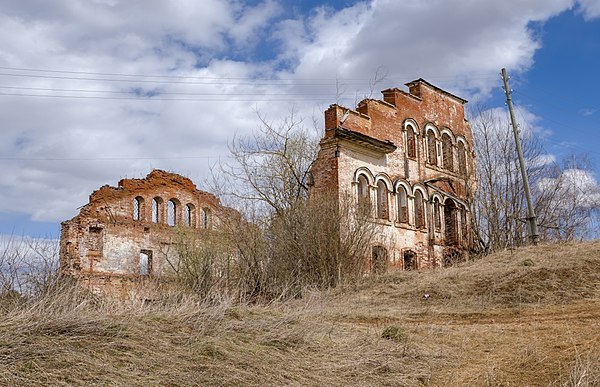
[[427, 131, 437, 166], [376, 181, 388, 220]]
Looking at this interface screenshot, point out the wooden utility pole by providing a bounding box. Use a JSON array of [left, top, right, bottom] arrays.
[[501, 68, 540, 245]]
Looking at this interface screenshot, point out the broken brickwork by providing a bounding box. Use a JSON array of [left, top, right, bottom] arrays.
[[59, 170, 236, 296], [309, 79, 477, 270]]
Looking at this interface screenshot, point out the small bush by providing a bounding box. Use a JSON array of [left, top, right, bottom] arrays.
[[381, 325, 407, 342], [522, 258, 535, 267]]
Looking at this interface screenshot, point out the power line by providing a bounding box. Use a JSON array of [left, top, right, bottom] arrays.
[[0, 155, 233, 161], [0, 92, 340, 102], [0, 85, 343, 96]]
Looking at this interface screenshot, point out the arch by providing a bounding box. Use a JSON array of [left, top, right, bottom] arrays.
[[353, 167, 375, 185], [457, 138, 467, 175], [444, 199, 459, 245], [414, 189, 426, 229], [376, 180, 389, 219], [185, 203, 196, 227], [371, 245, 387, 274], [200, 207, 211, 229], [133, 196, 145, 221], [441, 132, 454, 171], [167, 198, 180, 226], [151, 197, 163, 223], [397, 184, 409, 224], [423, 123, 440, 137]]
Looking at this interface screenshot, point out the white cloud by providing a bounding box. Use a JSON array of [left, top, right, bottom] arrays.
[[0, 0, 594, 227], [577, 0, 600, 19]]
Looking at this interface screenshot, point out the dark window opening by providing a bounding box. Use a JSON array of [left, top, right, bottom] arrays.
[[442, 133, 454, 171], [371, 246, 387, 274], [414, 190, 425, 229], [406, 128, 416, 159], [403, 250, 417, 270], [397, 185, 409, 224], [376, 180, 389, 220], [427, 131, 437, 165], [444, 200, 458, 245]]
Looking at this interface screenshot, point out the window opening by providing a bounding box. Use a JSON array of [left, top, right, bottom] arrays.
[[406, 128, 416, 158], [152, 197, 163, 223], [376, 180, 388, 219], [458, 141, 467, 175], [403, 250, 417, 270], [371, 246, 387, 274], [201, 207, 211, 229], [442, 133, 454, 171], [133, 196, 144, 221], [397, 185, 408, 223], [139, 250, 153, 275], [414, 190, 425, 229], [427, 130, 437, 165], [444, 200, 458, 245], [167, 199, 178, 226]]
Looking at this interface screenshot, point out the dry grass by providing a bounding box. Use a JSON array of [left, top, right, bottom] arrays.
[[1, 240, 600, 386]]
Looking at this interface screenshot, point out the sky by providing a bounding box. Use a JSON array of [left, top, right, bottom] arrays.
[[1, 0, 599, 239]]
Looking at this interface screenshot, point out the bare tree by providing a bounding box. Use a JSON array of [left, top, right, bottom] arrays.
[[469, 106, 600, 252], [219, 108, 319, 217]]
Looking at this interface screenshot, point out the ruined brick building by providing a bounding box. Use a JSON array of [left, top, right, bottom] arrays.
[[59, 170, 235, 295], [309, 79, 476, 270]]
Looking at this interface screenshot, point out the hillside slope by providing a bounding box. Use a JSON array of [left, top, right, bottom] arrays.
[[1, 241, 599, 386]]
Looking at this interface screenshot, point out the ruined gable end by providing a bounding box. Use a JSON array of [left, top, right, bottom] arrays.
[[59, 169, 238, 296]]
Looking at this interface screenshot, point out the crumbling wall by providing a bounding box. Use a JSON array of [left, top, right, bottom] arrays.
[[59, 169, 236, 296], [310, 79, 476, 270]]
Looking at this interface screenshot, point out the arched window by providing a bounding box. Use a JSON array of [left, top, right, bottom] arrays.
[[185, 203, 196, 227], [376, 180, 388, 219], [133, 196, 145, 221], [357, 175, 370, 209], [433, 197, 441, 230], [152, 197, 163, 223], [458, 141, 467, 175], [406, 128, 416, 159], [444, 199, 458, 245], [167, 199, 179, 226], [442, 133, 454, 171], [427, 130, 437, 165], [414, 190, 425, 229], [397, 185, 409, 224], [201, 207, 211, 229]]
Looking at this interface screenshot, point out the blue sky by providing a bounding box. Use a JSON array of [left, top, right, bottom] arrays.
[[0, 0, 599, 239]]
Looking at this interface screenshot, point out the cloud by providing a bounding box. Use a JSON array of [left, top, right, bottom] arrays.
[[0, 0, 593, 227], [538, 168, 600, 208], [577, 0, 600, 19]]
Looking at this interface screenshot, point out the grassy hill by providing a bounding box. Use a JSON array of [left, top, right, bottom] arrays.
[[1, 240, 599, 386]]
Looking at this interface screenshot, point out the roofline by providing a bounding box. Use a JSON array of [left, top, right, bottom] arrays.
[[404, 78, 468, 104]]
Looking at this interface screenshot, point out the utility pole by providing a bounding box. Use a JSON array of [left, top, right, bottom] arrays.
[[501, 68, 540, 245]]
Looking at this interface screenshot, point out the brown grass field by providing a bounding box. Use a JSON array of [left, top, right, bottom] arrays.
[[1, 240, 599, 386]]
